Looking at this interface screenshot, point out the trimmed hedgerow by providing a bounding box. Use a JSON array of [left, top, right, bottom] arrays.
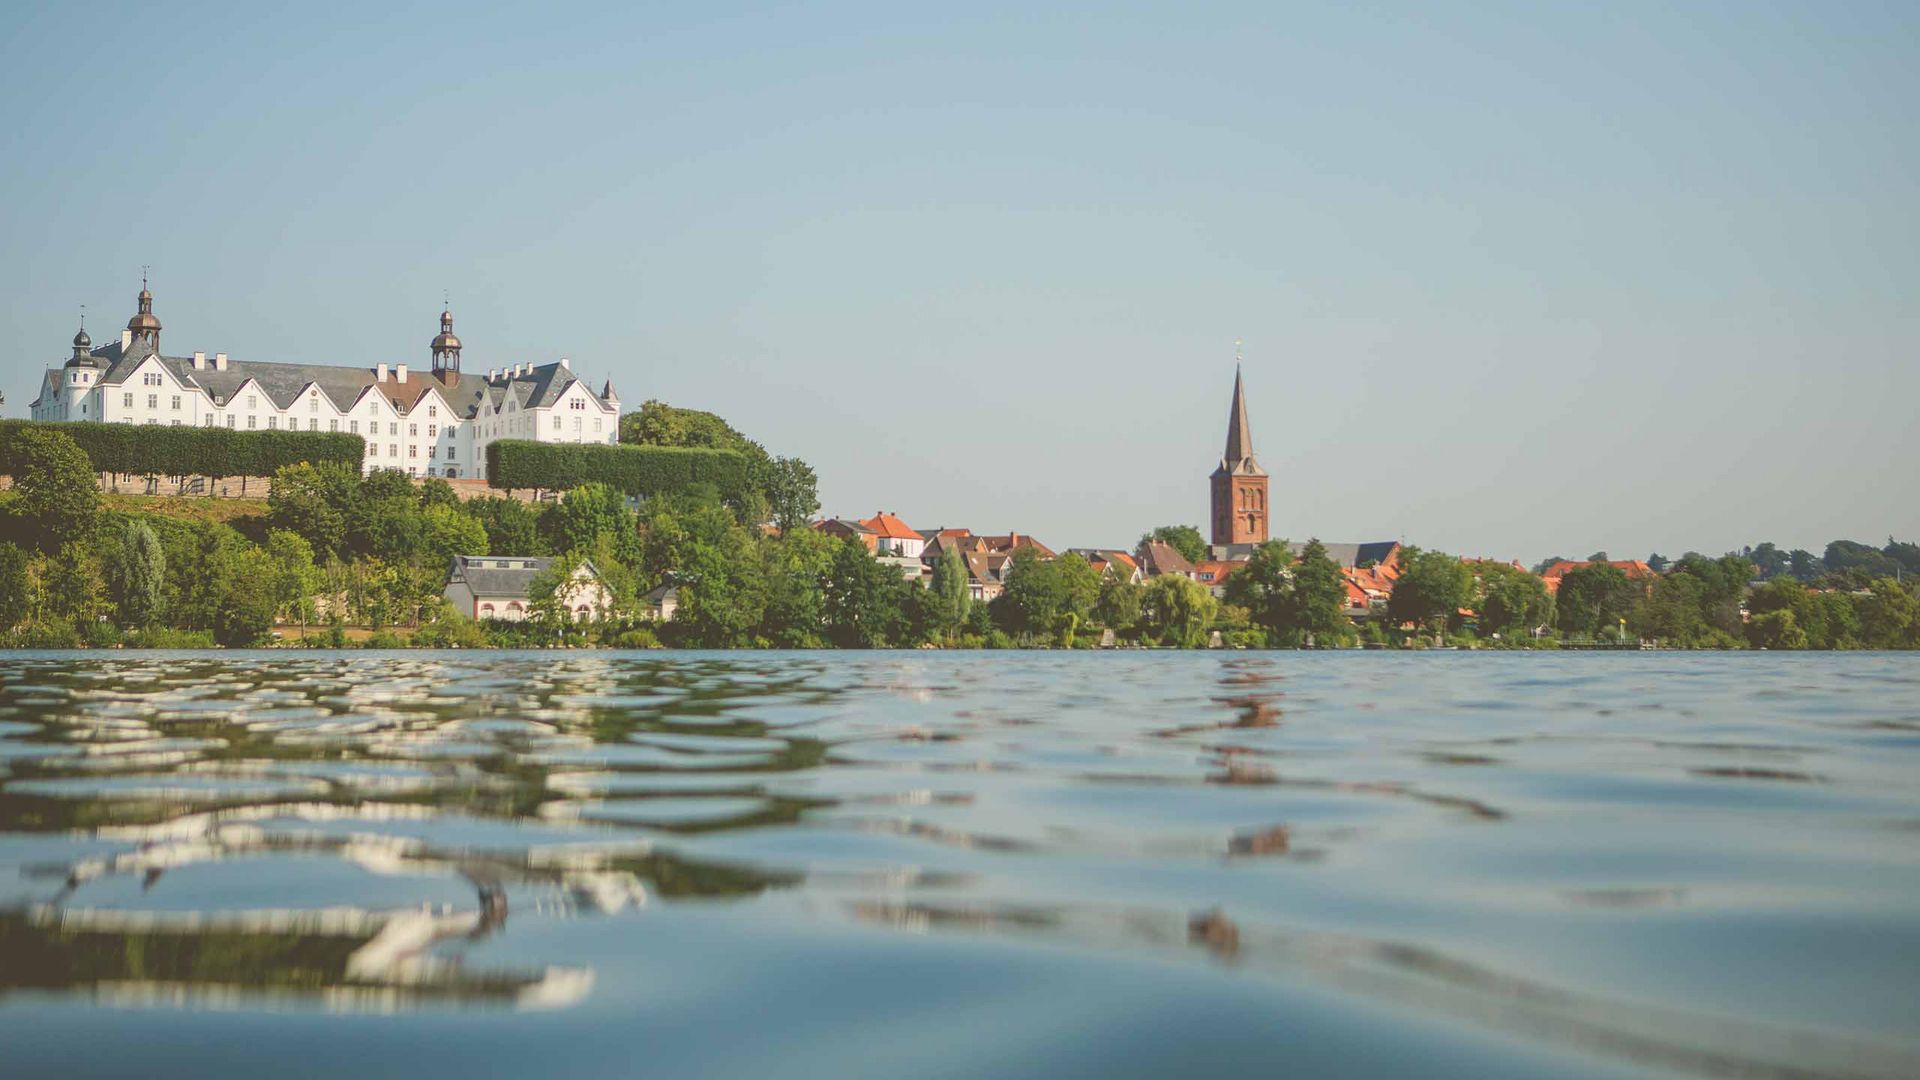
[[0, 420, 363, 478], [485, 439, 750, 501]]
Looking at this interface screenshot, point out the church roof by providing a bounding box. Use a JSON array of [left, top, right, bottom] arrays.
[[1214, 364, 1266, 477]]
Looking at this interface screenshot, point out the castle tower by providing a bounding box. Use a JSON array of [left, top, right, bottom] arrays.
[[126, 274, 161, 353], [431, 307, 462, 381], [1209, 363, 1269, 547]]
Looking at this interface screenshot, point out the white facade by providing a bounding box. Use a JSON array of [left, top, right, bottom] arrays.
[[30, 286, 622, 478]]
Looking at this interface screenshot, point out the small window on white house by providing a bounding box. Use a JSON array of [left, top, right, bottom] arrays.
[[248, 396, 257, 409], [171, 395, 181, 410], [123, 393, 133, 407], [330, 419, 338, 431], [147, 394, 158, 409], [350, 420, 359, 433], [247, 416, 257, 429]]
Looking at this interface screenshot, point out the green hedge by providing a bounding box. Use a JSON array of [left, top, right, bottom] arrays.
[[485, 439, 751, 501], [0, 420, 363, 478]]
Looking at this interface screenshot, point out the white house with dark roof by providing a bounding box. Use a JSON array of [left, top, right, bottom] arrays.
[[443, 555, 613, 622], [29, 280, 621, 478]]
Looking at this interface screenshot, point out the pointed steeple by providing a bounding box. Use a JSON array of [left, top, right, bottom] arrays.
[[1223, 363, 1253, 467]]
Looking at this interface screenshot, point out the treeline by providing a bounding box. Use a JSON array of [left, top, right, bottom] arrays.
[[0, 419, 362, 479]]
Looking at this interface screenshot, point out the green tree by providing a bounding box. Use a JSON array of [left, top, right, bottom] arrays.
[[0, 542, 30, 630], [1858, 577, 1919, 648], [264, 530, 324, 628], [11, 427, 98, 548], [41, 543, 107, 627], [759, 526, 834, 647], [926, 544, 972, 643], [763, 457, 820, 535], [1141, 573, 1217, 648], [1555, 562, 1639, 637], [1291, 539, 1352, 645], [464, 496, 548, 556], [1387, 547, 1473, 636], [1223, 540, 1295, 639], [998, 549, 1095, 643], [421, 504, 489, 568], [1475, 562, 1552, 640], [824, 539, 909, 647], [266, 462, 356, 560], [105, 521, 167, 628], [1093, 576, 1143, 637], [1137, 525, 1207, 565], [641, 494, 768, 646], [1749, 608, 1806, 650]]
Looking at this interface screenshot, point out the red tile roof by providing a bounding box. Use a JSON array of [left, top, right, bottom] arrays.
[[861, 512, 921, 540]]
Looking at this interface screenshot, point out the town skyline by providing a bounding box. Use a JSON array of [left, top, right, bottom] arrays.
[[3, 5, 1916, 561]]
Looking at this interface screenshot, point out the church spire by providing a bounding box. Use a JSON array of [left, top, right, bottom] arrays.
[[1223, 361, 1254, 467]]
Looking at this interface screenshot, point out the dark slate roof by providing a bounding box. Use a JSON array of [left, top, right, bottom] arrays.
[[1202, 540, 1400, 568], [446, 555, 583, 598], [81, 339, 603, 420]]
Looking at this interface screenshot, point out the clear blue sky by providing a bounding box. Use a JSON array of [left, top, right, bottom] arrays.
[[3, 2, 1915, 562]]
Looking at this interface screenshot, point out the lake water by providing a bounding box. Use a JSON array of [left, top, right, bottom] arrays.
[[1, 651, 1917, 1078]]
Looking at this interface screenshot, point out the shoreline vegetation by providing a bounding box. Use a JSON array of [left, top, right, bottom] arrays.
[[0, 409, 1915, 652]]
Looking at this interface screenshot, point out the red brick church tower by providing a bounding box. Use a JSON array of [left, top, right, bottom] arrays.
[[1210, 364, 1269, 547]]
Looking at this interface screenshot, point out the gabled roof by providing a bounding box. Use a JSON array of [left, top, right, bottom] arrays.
[[861, 512, 921, 540], [1140, 540, 1196, 577]]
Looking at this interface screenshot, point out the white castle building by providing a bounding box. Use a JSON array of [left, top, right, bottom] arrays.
[[29, 281, 621, 478]]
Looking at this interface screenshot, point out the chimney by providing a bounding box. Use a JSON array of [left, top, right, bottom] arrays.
[[559, 356, 570, 370], [214, 353, 228, 371], [395, 364, 408, 383], [121, 329, 133, 349], [192, 351, 206, 370], [377, 363, 389, 383]]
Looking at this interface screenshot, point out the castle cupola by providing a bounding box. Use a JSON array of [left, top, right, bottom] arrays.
[[431, 307, 462, 378], [68, 322, 93, 364], [126, 275, 161, 352]]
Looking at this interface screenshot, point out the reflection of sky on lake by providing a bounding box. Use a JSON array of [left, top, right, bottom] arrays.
[[2, 650, 1918, 1078]]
